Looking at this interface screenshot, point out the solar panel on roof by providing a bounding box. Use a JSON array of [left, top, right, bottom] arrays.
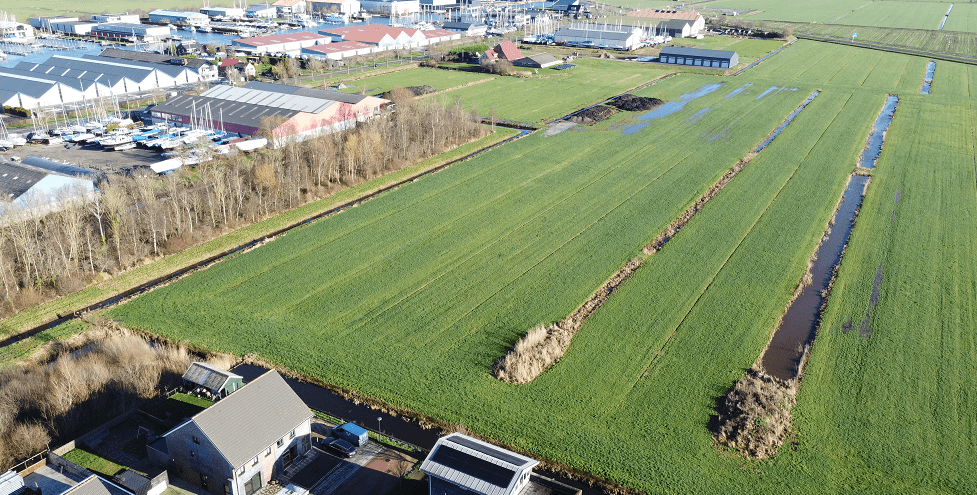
[[429, 445, 515, 488], [555, 63, 577, 70], [444, 436, 527, 466]]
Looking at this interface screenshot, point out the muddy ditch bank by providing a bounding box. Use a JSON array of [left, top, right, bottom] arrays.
[[858, 95, 899, 169], [568, 105, 618, 125], [760, 174, 871, 381], [716, 173, 871, 458], [494, 90, 825, 385], [0, 129, 533, 351]]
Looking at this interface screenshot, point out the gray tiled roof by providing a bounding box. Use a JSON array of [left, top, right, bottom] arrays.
[[15, 63, 129, 88], [243, 81, 368, 104], [191, 370, 311, 468], [98, 48, 215, 70], [0, 162, 47, 201], [46, 55, 156, 83], [0, 73, 59, 98], [153, 93, 303, 130], [60, 476, 130, 495], [82, 54, 190, 78], [183, 362, 242, 392], [554, 27, 635, 41], [0, 67, 101, 92]]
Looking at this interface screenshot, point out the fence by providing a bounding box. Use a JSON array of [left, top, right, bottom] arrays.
[[10, 450, 48, 477]]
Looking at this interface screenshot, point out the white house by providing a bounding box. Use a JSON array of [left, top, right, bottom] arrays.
[[0, 21, 35, 39]]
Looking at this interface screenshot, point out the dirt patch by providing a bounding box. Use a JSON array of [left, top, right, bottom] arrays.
[[712, 367, 799, 459], [568, 105, 618, 125], [383, 85, 435, 99], [543, 122, 577, 137], [609, 94, 666, 112]]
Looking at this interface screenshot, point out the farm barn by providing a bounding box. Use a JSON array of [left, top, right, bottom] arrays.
[[150, 82, 389, 146], [513, 53, 561, 69], [657, 46, 739, 68]]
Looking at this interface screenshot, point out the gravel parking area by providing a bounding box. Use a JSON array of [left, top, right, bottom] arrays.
[[0, 142, 166, 176]]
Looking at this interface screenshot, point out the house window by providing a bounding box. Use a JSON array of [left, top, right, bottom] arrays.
[[264, 447, 271, 457], [276, 438, 284, 447], [289, 429, 296, 440], [251, 456, 258, 466], [237, 466, 245, 476]]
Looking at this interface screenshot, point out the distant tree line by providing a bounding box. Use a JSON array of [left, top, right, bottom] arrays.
[[0, 92, 486, 318]]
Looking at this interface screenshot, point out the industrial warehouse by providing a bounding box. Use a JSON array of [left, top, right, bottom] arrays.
[[0, 52, 217, 109], [149, 82, 389, 146], [657, 46, 739, 68]]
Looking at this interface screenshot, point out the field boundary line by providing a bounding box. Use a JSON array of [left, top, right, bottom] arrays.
[[418, 76, 497, 99], [795, 34, 977, 66]]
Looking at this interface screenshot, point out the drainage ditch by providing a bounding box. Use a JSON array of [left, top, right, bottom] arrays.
[[921, 61, 936, 94], [858, 95, 899, 169]]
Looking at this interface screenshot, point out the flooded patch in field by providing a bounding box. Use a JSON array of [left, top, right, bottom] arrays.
[[921, 61, 936, 94], [731, 39, 797, 76], [939, 4, 952, 30], [754, 90, 820, 153], [756, 86, 784, 100], [725, 83, 753, 99], [685, 107, 713, 125], [761, 174, 870, 381], [622, 82, 725, 135], [858, 95, 899, 169]]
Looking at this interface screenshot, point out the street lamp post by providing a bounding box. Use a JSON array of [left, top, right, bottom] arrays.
[[378, 417, 382, 436]]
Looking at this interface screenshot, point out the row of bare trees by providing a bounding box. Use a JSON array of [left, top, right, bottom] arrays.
[[0, 93, 487, 318]]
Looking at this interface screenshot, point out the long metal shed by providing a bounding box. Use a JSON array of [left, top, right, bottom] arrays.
[[657, 46, 739, 68]]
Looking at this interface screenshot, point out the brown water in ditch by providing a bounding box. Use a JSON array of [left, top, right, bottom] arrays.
[[760, 175, 870, 381]]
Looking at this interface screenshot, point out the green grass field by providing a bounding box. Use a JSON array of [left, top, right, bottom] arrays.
[[6, 1, 237, 26], [63, 448, 127, 477], [334, 68, 493, 95], [11, 32, 977, 493]]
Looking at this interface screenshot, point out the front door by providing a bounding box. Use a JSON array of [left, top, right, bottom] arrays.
[[244, 473, 261, 495], [283, 446, 297, 468]]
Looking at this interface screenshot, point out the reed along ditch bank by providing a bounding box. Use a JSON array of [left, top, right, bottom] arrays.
[[0, 127, 532, 350], [760, 174, 871, 381], [493, 90, 822, 385]]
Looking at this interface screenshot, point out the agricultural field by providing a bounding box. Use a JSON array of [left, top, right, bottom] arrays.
[[335, 68, 492, 96], [787, 22, 977, 57], [9, 32, 976, 493], [704, 0, 860, 23], [828, 2, 951, 30], [942, 3, 977, 32]]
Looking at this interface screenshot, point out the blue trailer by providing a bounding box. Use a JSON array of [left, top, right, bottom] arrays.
[[334, 423, 369, 447]]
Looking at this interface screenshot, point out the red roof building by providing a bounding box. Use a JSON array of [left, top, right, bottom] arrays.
[[493, 41, 523, 61]]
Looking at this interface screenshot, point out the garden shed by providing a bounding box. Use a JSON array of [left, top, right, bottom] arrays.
[[182, 363, 244, 398]]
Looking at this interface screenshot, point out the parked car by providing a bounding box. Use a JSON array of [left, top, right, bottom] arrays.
[[326, 438, 356, 457]]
